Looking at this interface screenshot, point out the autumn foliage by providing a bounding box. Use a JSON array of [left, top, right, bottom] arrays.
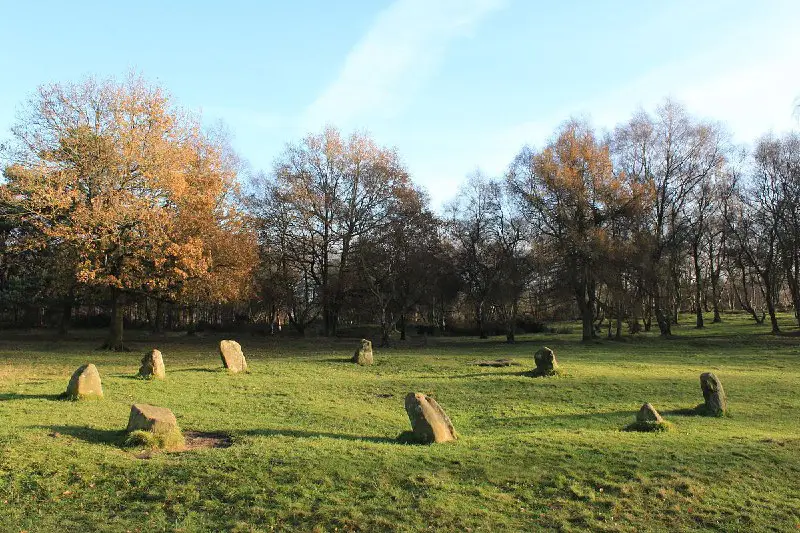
[[1, 76, 255, 348]]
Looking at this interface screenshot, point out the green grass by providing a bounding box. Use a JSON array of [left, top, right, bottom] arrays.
[[0, 312, 799, 532]]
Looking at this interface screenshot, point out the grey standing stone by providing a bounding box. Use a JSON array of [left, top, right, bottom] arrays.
[[65, 364, 103, 399], [700, 372, 727, 416], [138, 349, 165, 380], [352, 339, 374, 365], [127, 403, 179, 434], [531, 346, 560, 376], [219, 340, 247, 373], [404, 392, 457, 444], [637, 402, 664, 423]]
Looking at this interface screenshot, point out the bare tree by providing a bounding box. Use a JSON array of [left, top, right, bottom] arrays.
[[613, 100, 726, 335]]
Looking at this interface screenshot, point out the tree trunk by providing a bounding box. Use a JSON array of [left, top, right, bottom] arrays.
[[103, 290, 127, 351], [476, 301, 487, 339], [153, 299, 164, 333], [692, 242, 704, 328], [785, 265, 800, 328], [59, 294, 73, 337], [643, 295, 652, 332], [654, 286, 672, 336], [399, 313, 407, 341], [380, 307, 390, 347], [712, 302, 721, 323], [766, 296, 781, 335]]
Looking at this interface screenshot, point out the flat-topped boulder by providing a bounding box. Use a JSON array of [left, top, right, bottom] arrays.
[[126, 403, 184, 449], [219, 340, 247, 373], [531, 346, 560, 377], [352, 339, 374, 365], [700, 372, 727, 416], [138, 349, 165, 380], [65, 364, 103, 399], [403, 392, 457, 444]]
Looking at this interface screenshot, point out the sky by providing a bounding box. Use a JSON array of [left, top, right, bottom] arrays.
[[1, 0, 799, 209]]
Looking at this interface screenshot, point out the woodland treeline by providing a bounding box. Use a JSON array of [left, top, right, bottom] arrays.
[[1, 76, 799, 348]]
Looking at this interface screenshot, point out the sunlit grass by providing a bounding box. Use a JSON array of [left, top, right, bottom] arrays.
[[0, 312, 798, 531]]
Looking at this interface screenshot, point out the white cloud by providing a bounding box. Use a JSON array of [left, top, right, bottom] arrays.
[[302, 0, 505, 129]]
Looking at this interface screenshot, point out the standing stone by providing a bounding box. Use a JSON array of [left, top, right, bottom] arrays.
[[65, 364, 103, 399], [219, 340, 247, 373], [126, 403, 184, 448], [626, 402, 671, 432], [531, 346, 559, 376], [700, 372, 727, 416], [637, 403, 664, 423], [404, 392, 457, 444], [352, 339, 374, 365], [138, 349, 165, 380], [127, 404, 179, 434]]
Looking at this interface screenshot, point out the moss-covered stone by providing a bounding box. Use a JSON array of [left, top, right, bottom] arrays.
[[138, 349, 165, 380], [352, 339, 374, 365], [126, 403, 184, 449], [625, 402, 673, 432], [700, 372, 727, 416], [530, 347, 562, 377]]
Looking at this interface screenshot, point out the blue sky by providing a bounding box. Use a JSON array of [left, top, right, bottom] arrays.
[[1, 0, 799, 208]]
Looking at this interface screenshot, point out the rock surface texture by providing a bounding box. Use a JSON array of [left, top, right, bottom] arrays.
[[531, 346, 559, 377], [219, 340, 247, 373], [637, 402, 664, 423], [404, 393, 457, 444], [352, 339, 374, 365], [700, 372, 727, 416], [65, 364, 103, 399], [138, 349, 165, 379]]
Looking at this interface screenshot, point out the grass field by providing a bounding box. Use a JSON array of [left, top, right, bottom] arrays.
[[1, 313, 799, 532]]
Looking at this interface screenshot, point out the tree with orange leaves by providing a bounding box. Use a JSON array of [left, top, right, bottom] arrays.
[[1, 75, 254, 349], [508, 119, 649, 341]]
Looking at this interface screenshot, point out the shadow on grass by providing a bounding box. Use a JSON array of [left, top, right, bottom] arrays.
[[0, 392, 63, 401], [417, 370, 532, 379], [243, 428, 397, 444], [530, 410, 634, 424], [39, 425, 127, 446], [169, 367, 222, 373], [665, 404, 726, 417], [109, 374, 146, 380], [319, 358, 354, 364]]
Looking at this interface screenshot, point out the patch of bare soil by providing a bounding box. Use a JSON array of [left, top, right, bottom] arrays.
[[183, 431, 233, 450], [135, 431, 232, 459]]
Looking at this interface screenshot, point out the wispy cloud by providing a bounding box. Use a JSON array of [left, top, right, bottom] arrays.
[[302, 0, 505, 129], [477, 20, 800, 179]]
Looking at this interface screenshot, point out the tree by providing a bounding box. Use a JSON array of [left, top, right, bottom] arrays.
[[446, 173, 507, 339], [509, 120, 648, 341], [267, 126, 413, 336], [1, 75, 253, 349], [613, 100, 726, 335], [354, 186, 441, 346], [724, 172, 783, 334], [752, 133, 800, 327]]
